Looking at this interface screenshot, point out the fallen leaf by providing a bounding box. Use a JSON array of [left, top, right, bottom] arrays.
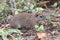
[[34, 25, 39, 28], [36, 32, 48, 40]]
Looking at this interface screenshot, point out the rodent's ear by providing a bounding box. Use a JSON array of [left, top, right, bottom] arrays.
[[32, 12, 40, 17]]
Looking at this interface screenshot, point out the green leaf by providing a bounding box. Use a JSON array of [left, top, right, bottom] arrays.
[[15, 37, 22, 40], [46, 16, 51, 22], [0, 3, 8, 12], [0, 29, 22, 40], [35, 7, 44, 12], [0, 29, 3, 36], [31, 9, 36, 12], [52, 2, 58, 8], [13, 38, 17, 40], [2, 31, 8, 40], [7, 29, 22, 34], [23, 6, 29, 11], [53, 23, 58, 27], [37, 25, 45, 31], [2, 34, 8, 40], [28, 9, 36, 12], [30, 4, 34, 9], [15, 10, 19, 15], [0, 5, 4, 12], [51, 30, 58, 34]]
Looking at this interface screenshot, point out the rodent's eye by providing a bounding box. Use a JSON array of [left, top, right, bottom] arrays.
[[39, 15, 44, 18]]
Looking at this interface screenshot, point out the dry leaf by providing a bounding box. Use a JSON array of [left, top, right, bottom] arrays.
[[36, 32, 48, 40], [34, 25, 39, 28]]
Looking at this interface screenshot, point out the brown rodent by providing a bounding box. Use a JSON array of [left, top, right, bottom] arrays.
[[7, 12, 38, 32]]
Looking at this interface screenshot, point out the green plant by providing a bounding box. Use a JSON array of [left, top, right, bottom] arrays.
[[35, 7, 44, 12], [46, 16, 51, 22], [37, 25, 45, 31], [0, 3, 11, 20], [0, 29, 22, 40], [53, 23, 58, 27], [52, 2, 58, 8]]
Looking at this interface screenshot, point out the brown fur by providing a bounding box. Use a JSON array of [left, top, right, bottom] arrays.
[[8, 12, 38, 32]]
